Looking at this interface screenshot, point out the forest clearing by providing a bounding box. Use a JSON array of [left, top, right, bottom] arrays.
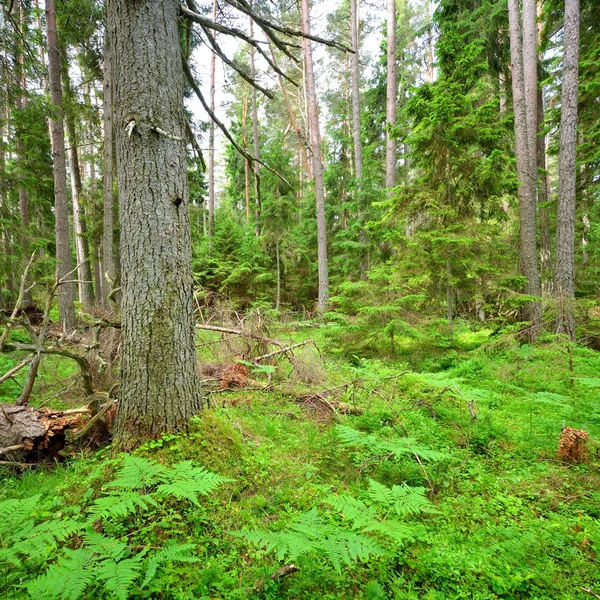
[[1, 0, 599, 598]]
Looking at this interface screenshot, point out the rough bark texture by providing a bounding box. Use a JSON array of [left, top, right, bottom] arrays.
[[507, 0, 541, 337], [108, 0, 202, 449], [301, 0, 329, 310], [208, 0, 217, 238], [554, 0, 580, 341], [103, 30, 117, 303], [522, 0, 538, 179], [385, 0, 397, 191], [46, 0, 76, 330]]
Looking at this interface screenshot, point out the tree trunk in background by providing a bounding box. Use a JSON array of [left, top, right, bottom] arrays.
[[108, 0, 202, 449], [208, 0, 217, 239], [64, 70, 95, 309], [385, 0, 397, 191], [102, 30, 116, 304], [507, 0, 541, 338], [301, 0, 329, 310], [242, 90, 251, 223], [350, 0, 368, 278], [249, 15, 261, 237], [269, 44, 312, 179], [14, 0, 32, 308], [522, 0, 538, 185], [554, 0, 580, 341], [537, 85, 553, 294], [46, 0, 76, 330], [275, 238, 281, 311]]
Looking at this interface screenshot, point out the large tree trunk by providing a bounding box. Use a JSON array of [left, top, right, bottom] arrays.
[[385, 0, 397, 191], [554, 0, 580, 341], [207, 0, 217, 239], [507, 0, 541, 338], [64, 68, 95, 310], [301, 0, 329, 310], [46, 0, 76, 331], [103, 30, 117, 304], [108, 0, 202, 449]]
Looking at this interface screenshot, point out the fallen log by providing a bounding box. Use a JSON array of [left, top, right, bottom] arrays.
[[0, 401, 110, 463]]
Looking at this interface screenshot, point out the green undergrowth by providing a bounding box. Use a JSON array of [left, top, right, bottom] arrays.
[[1, 321, 600, 599]]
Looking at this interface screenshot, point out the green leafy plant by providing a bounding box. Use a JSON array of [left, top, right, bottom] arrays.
[[0, 456, 230, 599], [233, 479, 433, 573]]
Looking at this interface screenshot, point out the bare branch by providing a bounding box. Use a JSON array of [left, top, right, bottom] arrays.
[[225, 0, 352, 53], [200, 25, 274, 98], [183, 57, 291, 187], [181, 3, 297, 84]]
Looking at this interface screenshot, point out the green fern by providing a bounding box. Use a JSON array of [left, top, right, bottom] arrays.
[[107, 455, 168, 490], [234, 508, 388, 573], [0, 456, 224, 600], [87, 490, 157, 522], [26, 548, 95, 600], [335, 424, 447, 462], [142, 543, 201, 588], [97, 556, 144, 600], [0, 494, 41, 535], [366, 479, 437, 516], [156, 461, 231, 505]]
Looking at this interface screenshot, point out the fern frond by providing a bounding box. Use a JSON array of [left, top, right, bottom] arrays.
[[87, 490, 157, 522], [84, 531, 128, 561], [107, 455, 168, 490], [360, 519, 420, 544], [323, 494, 368, 521], [97, 556, 143, 600], [11, 517, 83, 559], [156, 461, 230, 505], [0, 494, 41, 535], [324, 530, 387, 572], [141, 543, 200, 588], [26, 548, 95, 600]]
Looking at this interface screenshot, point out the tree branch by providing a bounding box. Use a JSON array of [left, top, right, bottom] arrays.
[[183, 56, 291, 187]]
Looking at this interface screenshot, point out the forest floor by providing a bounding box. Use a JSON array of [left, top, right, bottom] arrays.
[[1, 318, 599, 599]]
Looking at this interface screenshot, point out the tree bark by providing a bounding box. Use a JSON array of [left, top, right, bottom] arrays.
[[208, 0, 217, 238], [46, 0, 76, 331], [385, 0, 397, 191], [522, 0, 538, 182], [301, 0, 329, 310], [507, 0, 541, 337], [554, 0, 580, 341], [103, 29, 117, 303], [108, 0, 203, 449], [275, 238, 281, 311]]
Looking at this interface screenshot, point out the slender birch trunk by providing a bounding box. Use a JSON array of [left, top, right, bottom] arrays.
[[249, 14, 261, 236], [64, 68, 95, 309], [301, 0, 329, 310], [385, 0, 397, 191], [208, 0, 217, 238]]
